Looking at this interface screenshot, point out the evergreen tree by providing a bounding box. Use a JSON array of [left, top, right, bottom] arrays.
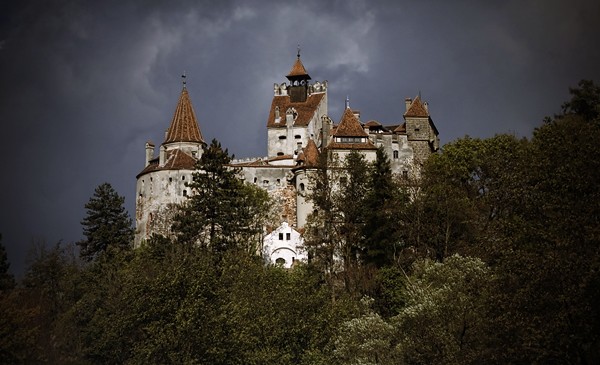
[[172, 139, 270, 255], [362, 147, 405, 267], [78, 183, 134, 261]]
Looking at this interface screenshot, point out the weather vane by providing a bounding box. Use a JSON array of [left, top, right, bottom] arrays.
[[182, 71, 187, 88], [297, 44, 301, 58]]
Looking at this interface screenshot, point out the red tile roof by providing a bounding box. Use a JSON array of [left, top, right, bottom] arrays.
[[136, 149, 197, 178], [287, 57, 310, 78], [404, 95, 429, 118], [365, 120, 382, 127], [164, 88, 205, 144], [267, 93, 325, 127], [333, 108, 369, 137], [393, 123, 407, 133], [301, 139, 320, 167]]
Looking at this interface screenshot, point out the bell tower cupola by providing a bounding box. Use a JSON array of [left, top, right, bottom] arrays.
[[286, 48, 311, 103]]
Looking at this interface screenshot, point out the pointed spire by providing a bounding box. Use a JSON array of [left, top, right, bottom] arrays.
[[302, 139, 320, 167], [163, 87, 204, 144], [345, 95, 350, 109], [287, 48, 311, 80]]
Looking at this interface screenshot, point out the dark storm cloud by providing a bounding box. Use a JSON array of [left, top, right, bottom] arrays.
[[1, 0, 599, 276]]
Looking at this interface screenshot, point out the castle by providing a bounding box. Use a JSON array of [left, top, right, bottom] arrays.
[[135, 54, 439, 267]]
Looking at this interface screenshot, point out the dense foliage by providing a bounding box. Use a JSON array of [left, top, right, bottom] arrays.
[[1, 81, 599, 364]]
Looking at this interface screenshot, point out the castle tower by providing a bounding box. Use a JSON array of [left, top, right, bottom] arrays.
[[267, 53, 328, 158], [403, 95, 440, 169], [134, 84, 206, 246]]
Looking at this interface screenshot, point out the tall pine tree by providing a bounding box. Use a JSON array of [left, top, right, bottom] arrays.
[[78, 183, 134, 261], [172, 139, 270, 255]]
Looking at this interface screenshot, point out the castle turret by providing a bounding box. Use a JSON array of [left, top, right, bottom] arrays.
[[135, 81, 206, 246]]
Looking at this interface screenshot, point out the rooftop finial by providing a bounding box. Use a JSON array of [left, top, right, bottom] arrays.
[[345, 95, 350, 109], [182, 71, 187, 88], [297, 44, 301, 59]]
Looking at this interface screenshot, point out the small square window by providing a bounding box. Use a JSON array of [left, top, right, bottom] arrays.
[[279, 233, 283, 240], [286, 233, 291, 240]]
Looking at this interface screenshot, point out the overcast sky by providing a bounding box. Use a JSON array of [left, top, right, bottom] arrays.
[[1, 0, 599, 276]]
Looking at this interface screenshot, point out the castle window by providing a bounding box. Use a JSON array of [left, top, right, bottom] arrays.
[[414, 128, 420, 132], [169, 177, 172, 182], [286, 233, 291, 240], [263, 180, 269, 186], [279, 135, 286, 140], [276, 258, 286, 265], [276, 179, 281, 185], [393, 150, 399, 159], [279, 233, 283, 240], [183, 190, 187, 196], [277, 152, 284, 156], [299, 183, 305, 191], [254, 177, 257, 183], [182, 176, 185, 180], [294, 135, 301, 139], [192, 151, 197, 157]]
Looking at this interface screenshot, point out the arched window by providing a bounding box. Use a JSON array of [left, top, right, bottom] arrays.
[[299, 183, 305, 192], [393, 150, 399, 159]]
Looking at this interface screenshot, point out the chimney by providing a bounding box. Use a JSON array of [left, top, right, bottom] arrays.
[[145, 141, 155, 167], [321, 116, 331, 148], [159, 145, 166, 167], [353, 110, 361, 121], [405, 98, 412, 112]]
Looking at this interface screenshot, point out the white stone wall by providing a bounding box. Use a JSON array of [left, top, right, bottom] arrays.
[[262, 222, 306, 268], [295, 169, 313, 229], [135, 169, 193, 246]]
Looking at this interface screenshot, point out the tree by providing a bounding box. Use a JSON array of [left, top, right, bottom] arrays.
[[172, 139, 270, 255], [0, 235, 15, 293], [561, 79, 600, 122], [362, 147, 406, 268], [78, 182, 134, 261]]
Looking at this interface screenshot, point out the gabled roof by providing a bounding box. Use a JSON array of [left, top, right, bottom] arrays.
[[333, 108, 369, 137], [404, 95, 429, 118], [164, 87, 205, 144], [393, 122, 407, 133], [267, 93, 325, 127], [287, 57, 311, 79], [365, 120, 382, 127], [136, 149, 197, 178]]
